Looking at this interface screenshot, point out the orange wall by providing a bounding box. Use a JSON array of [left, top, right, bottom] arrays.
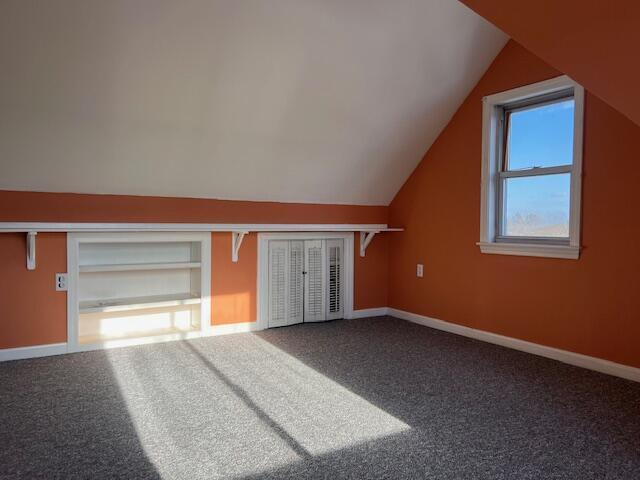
[[354, 232, 389, 310], [0, 233, 67, 349], [211, 232, 257, 325], [388, 40, 640, 369], [0, 192, 389, 348], [0, 190, 387, 224], [460, 0, 640, 127]]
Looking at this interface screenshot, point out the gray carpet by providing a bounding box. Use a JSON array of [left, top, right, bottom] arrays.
[[1, 317, 639, 479]]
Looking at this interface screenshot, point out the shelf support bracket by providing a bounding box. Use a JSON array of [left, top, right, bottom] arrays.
[[26, 231, 37, 270], [231, 231, 249, 263], [359, 231, 379, 257]]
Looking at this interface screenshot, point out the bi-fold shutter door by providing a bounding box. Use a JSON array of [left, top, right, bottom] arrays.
[[288, 241, 304, 325], [269, 238, 344, 327], [304, 240, 325, 322], [268, 241, 289, 328], [326, 239, 343, 320]]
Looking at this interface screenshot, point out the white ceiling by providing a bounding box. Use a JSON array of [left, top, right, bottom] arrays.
[[0, 0, 506, 205]]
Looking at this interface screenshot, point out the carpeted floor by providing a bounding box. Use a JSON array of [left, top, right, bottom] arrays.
[[1, 316, 639, 479]]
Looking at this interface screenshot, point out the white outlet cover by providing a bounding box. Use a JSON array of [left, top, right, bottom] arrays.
[[417, 264, 424, 278], [55, 273, 68, 291]]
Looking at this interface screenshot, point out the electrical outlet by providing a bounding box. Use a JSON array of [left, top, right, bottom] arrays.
[[55, 273, 68, 291], [416, 264, 424, 278]]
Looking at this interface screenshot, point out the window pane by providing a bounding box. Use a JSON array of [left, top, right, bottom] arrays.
[[507, 98, 574, 170], [502, 174, 570, 237]]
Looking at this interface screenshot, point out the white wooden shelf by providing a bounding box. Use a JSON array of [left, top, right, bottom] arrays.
[[79, 262, 201, 273], [0, 222, 398, 233], [78, 325, 199, 345], [3, 224, 403, 267], [79, 293, 201, 314]]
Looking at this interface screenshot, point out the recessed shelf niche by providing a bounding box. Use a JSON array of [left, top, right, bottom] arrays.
[[68, 233, 211, 350]]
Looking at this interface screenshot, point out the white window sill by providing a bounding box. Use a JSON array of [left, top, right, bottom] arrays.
[[477, 242, 580, 260]]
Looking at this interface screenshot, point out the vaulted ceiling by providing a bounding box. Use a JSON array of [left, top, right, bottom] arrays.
[[0, 0, 506, 205]]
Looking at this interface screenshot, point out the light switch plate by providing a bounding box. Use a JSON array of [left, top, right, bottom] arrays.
[[416, 264, 424, 278], [55, 273, 68, 291]]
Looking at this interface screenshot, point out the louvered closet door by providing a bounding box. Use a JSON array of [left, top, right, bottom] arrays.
[[304, 240, 326, 322], [268, 241, 289, 328], [288, 241, 304, 325], [325, 239, 344, 320]]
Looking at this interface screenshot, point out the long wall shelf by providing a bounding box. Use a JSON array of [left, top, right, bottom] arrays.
[[79, 262, 201, 273], [79, 293, 201, 314], [3, 223, 403, 268], [0, 222, 399, 233]]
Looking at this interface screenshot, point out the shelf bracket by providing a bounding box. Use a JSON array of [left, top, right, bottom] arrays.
[[359, 231, 379, 257], [231, 231, 249, 263], [26, 231, 37, 270]]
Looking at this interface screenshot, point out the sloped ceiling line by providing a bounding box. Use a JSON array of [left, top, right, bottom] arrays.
[[459, 0, 640, 128], [0, 0, 506, 205]]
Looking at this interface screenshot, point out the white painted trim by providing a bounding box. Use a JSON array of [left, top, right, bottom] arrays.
[[0, 322, 264, 360], [231, 231, 248, 262], [0, 222, 394, 233], [359, 231, 379, 257], [477, 241, 579, 259], [257, 232, 354, 330], [211, 321, 261, 336], [66, 231, 212, 352], [348, 307, 389, 319], [26, 231, 37, 270], [71, 331, 208, 352], [79, 293, 202, 314], [569, 83, 585, 249], [67, 232, 79, 352], [199, 233, 212, 337], [78, 262, 202, 273], [479, 75, 584, 259], [6, 310, 640, 384], [388, 308, 640, 383], [0, 343, 68, 362], [483, 75, 580, 105]]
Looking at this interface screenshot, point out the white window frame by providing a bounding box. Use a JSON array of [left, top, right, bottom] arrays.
[[478, 75, 584, 259]]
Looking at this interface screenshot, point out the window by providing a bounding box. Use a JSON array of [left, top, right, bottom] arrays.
[[479, 76, 584, 259]]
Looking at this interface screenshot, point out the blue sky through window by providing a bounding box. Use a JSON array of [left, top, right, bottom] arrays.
[[503, 98, 574, 237], [507, 99, 574, 169]]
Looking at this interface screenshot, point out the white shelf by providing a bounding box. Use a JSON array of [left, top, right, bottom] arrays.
[[0, 222, 395, 233], [78, 325, 200, 345], [79, 293, 201, 314], [79, 262, 201, 273]]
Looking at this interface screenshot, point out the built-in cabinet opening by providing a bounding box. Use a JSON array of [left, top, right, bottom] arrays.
[[259, 233, 354, 329], [67, 233, 211, 351]]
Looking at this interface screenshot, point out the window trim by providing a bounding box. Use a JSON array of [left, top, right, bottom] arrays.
[[478, 75, 584, 260]]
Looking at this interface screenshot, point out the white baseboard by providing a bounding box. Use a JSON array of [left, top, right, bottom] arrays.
[[0, 323, 263, 361], [5, 313, 639, 384], [211, 321, 261, 336], [388, 308, 640, 383], [71, 330, 212, 353], [349, 307, 389, 319], [0, 342, 68, 362], [71, 323, 263, 352]]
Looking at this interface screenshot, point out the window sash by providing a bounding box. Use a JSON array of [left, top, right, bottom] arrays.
[[502, 89, 573, 116], [495, 91, 575, 241], [495, 235, 570, 245], [501, 91, 574, 173], [479, 75, 584, 258], [495, 169, 573, 240], [499, 165, 572, 178]]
